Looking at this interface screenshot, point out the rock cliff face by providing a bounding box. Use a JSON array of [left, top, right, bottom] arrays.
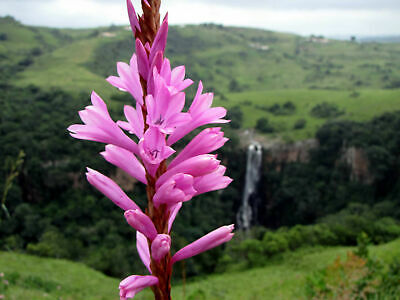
[[262, 139, 319, 171], [340, 147, 373, 184], [250, 137, 372, 184]]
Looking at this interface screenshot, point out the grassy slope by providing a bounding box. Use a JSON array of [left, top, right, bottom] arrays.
[[2, 18, 400, 139], [216, 89, 400, 141], [1, 239, 399, 299]]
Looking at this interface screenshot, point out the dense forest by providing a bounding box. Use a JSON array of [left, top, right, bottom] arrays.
[[1, 83, 400, 279]]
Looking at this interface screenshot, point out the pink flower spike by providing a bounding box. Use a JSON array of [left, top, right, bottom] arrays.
[[151, 234, 171, 262], [119, 275, 158, 300], [169, 127, 228, 168], [68, 92, 138, 154], [149, 14, 168, 63], [126, 0, 141, 35], [172, 225, 235, 264], [101, 145, 147, 184], [125, 209, 158, 241], [139, 127, 175, 165], [86, 168, 140, 211], [156, 154, 220, 189], [136, 232, 151, 273], [107, 54, 143, 105], [168, 202, 182, 233], [153, 174, 196, 207], [194, 166, 233, 195]]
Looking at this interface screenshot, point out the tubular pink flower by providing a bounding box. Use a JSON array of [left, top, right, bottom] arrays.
[[169, 127, 228, 168], [151, 234, 171, 262], [168, 82, 229, 145], [107, 54, 143, 106], [138, 127, 175, 165], [125, 209, 158, 241], [146, 51, 164, 95], [101, 145, 147, 184], [136, 232, 151, 273], [119, 275, 158, 300], [156, 154, 220, 189], [126, 0, 141, 35], [117, 104, 144, 139], [172, 225, 235, 264], [145, 77, 191, 134], [158, 58, 193, 94], [193, 166, 233, 195], [135, 39, 149, 79], [153, 173, 196, 207], [149, 14, 168, 64], [167, 202, 182, 233], [86, 168, 140, 211], [68, 92, 138, 154]]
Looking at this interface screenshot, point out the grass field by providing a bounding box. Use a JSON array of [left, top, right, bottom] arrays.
[[215, 88, 400, 141], [1, 239, 399, 299]]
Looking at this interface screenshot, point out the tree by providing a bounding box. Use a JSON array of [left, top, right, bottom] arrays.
[[255, 117, 274, 133], [227, 106, 243, 129]]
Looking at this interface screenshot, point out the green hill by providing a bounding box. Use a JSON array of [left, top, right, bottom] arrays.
[[1, 16, 400, 139], [1, 239, 399, 299], [3, 18, 400, 93]]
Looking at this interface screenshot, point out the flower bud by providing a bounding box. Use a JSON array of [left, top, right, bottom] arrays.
[[151, 234, 171, 262]]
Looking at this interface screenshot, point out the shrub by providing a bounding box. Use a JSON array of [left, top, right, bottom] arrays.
[[255, 117, 274, 133], [30, 47, 43, 56], [227, 106, 243, 129], [306, 239, 400, 299], [27, 227, 71, 259], [238, 239, 265, 267], [262, 231, 289, 256], [310, 102, 344, 118], [266, 102, 296, 115], [293, 118, 306, 130], [17, 56, 34, 67]]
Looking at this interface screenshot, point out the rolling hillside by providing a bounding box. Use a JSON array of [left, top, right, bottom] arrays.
[[1, 239, 399, 299], [1, 16, 400, 140]]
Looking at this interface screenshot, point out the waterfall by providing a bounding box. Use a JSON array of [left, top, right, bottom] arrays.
[[237, 141, 262, 230]]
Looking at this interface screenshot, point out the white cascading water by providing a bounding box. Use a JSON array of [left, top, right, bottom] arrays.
[[237, 141, 262, 230]]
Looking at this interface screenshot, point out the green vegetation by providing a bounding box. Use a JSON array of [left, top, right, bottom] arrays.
[[2, 15, 400, 299], [2, 16, 400, 139], [215, 89, 400, 141], [255, 117, 275, 133], [0, 251, 118, 300], [258, 112, 400, 227], [1, 239, 399, 299], [306, 235, 400, 299]]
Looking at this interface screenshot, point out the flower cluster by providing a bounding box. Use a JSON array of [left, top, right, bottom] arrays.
[[68, 1, 234, 299]]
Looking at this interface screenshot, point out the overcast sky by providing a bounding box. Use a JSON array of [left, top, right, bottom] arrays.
[[1, 0, 400, 37]]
